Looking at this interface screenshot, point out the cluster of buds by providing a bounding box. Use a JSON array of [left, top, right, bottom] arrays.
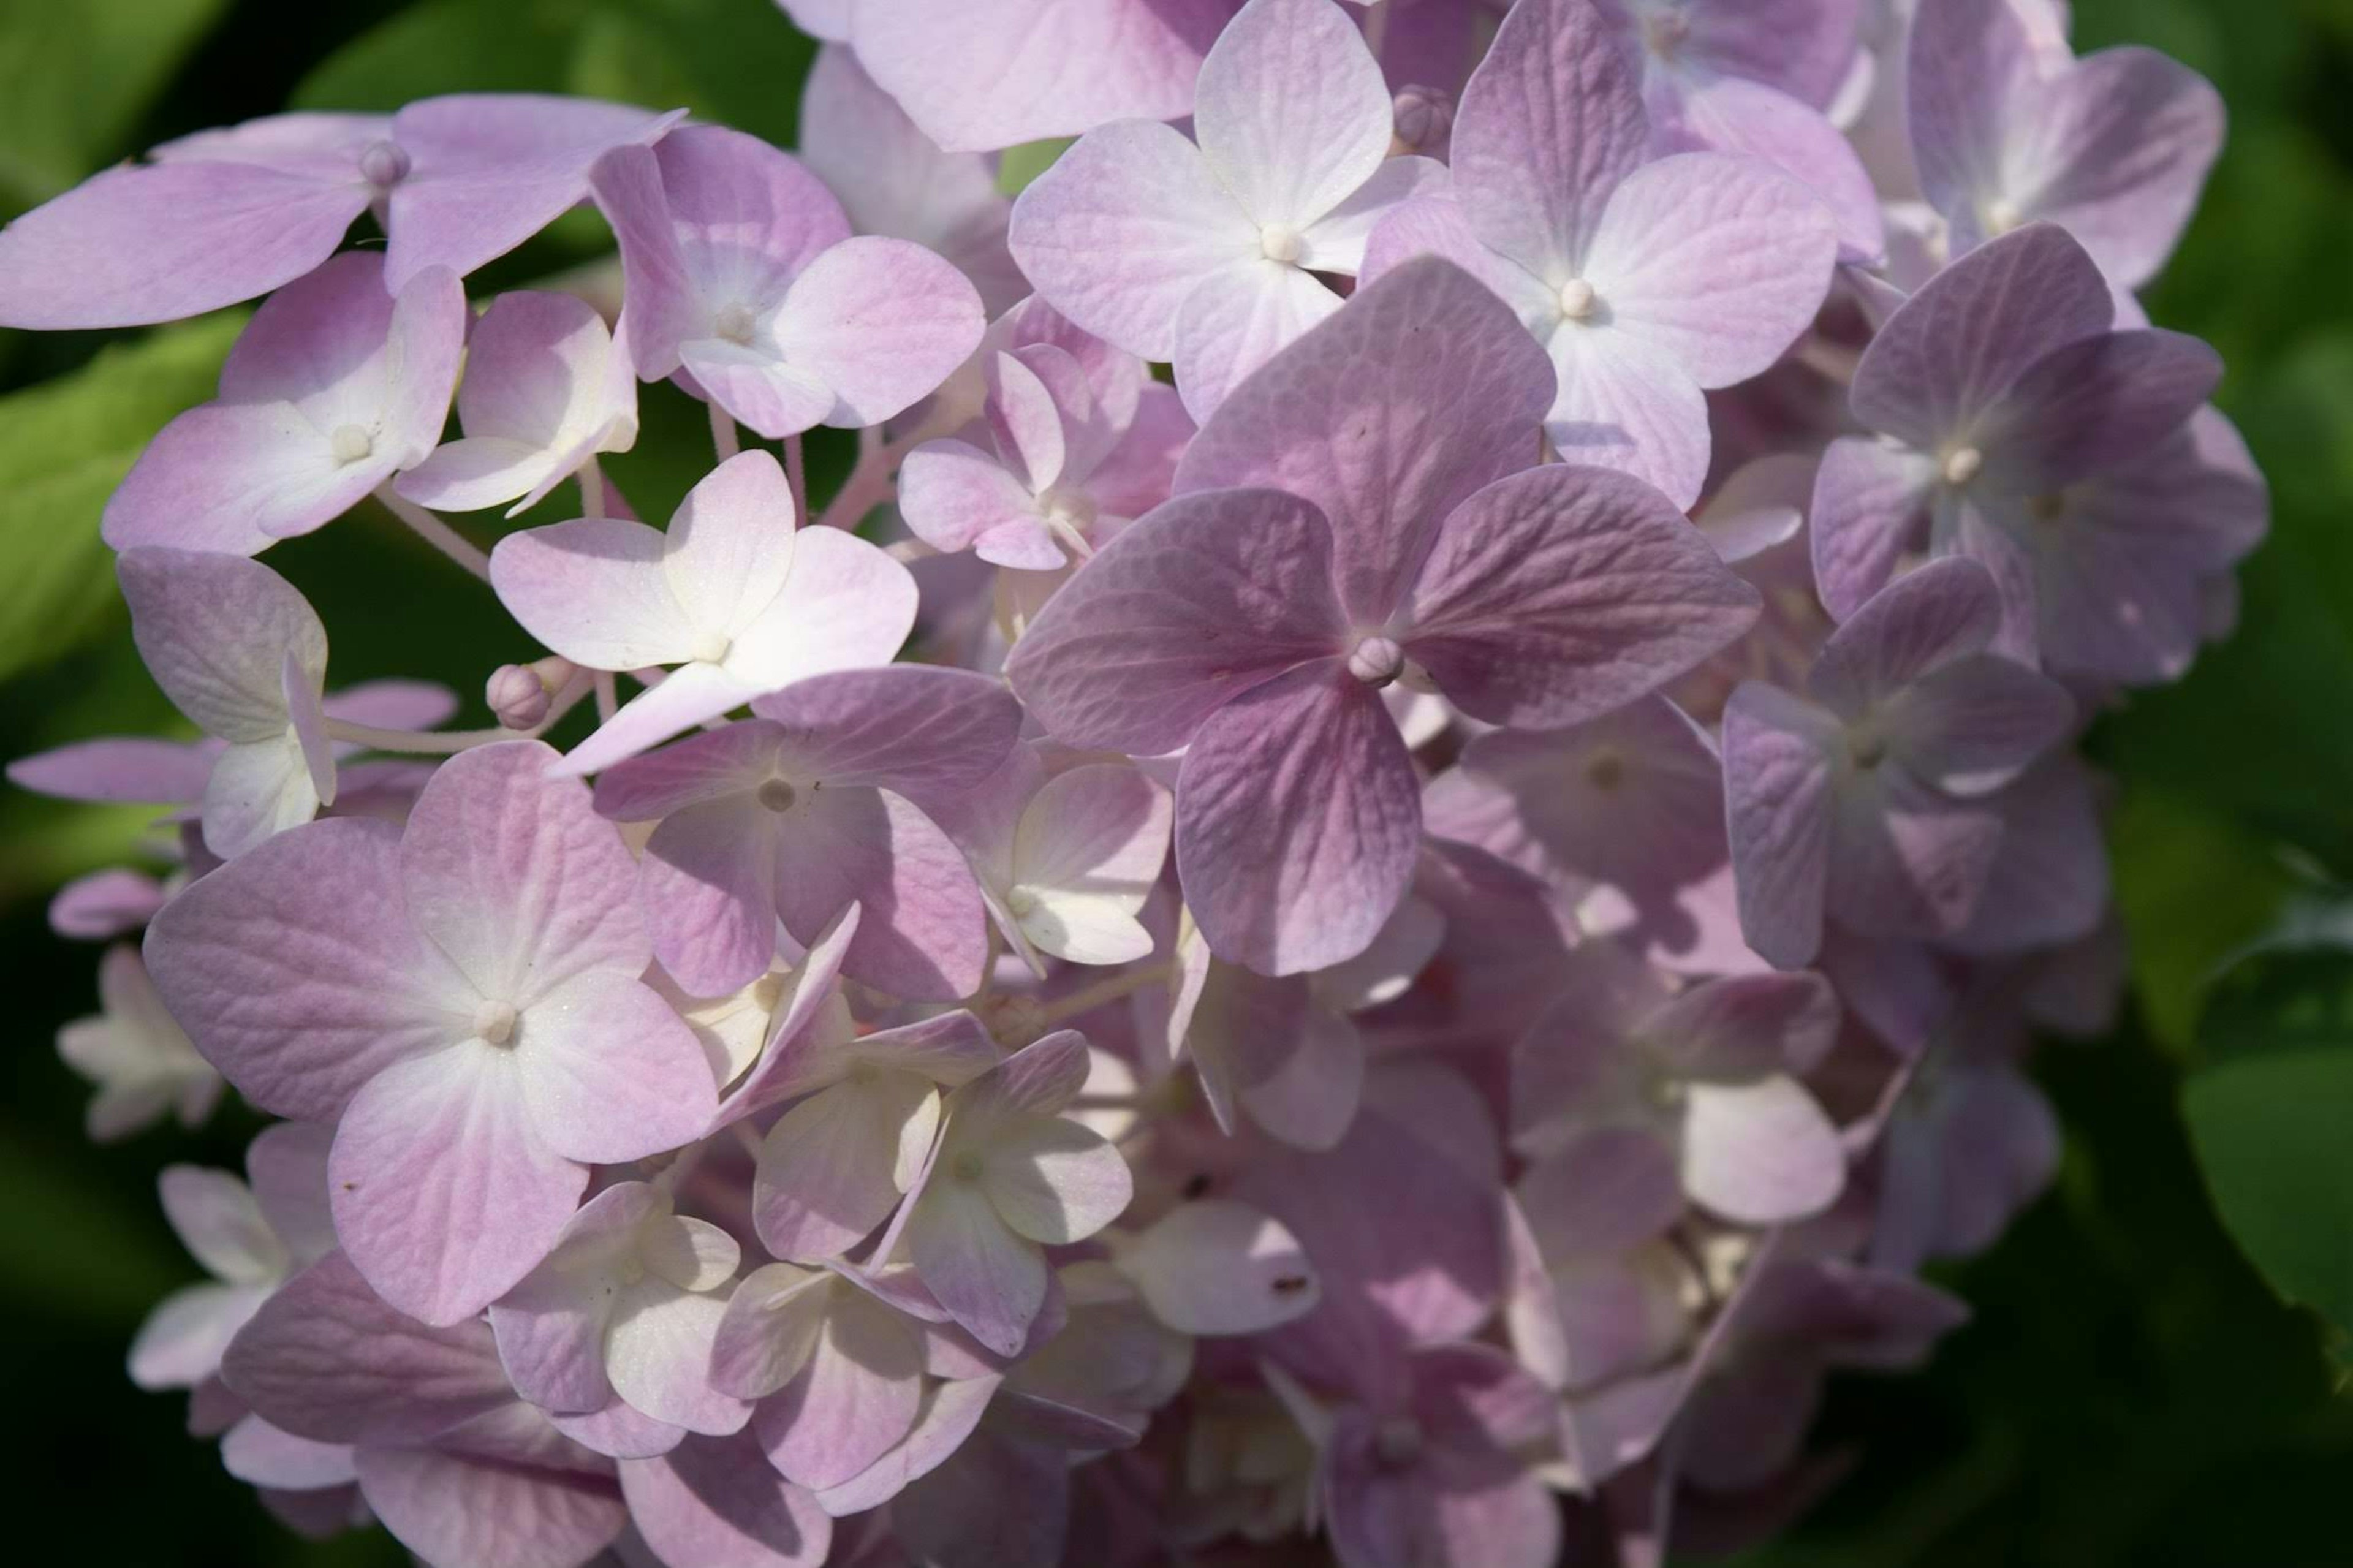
[[2, 0, 2253, 1564]]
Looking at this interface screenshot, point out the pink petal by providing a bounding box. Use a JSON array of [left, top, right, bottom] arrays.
[[518, 970, 719, 1164], [748, 665, 1023, 798], [1178, 662, 1420, 977], [1721, 681, 1841, 969], [1826, 762, 2006, 938], [355, 1433, 626, 1568], [1006, 486, 1348, 755], [1450, 0, 1648, 275], [855, 0, 1235, 151], [1808, 556, 2002, 714], [490, 1184, 659, 1414], [129, 1281, 271, 1390], [329, 1047, 588, 1326], [1807, 434, 1940, 621], [979, 1115, 1133, 1243], [385, 93, 682, 289], [1541, 324, 1712, 509], [119, 548, 324, 743], [901, 437, 1050, 559], [756, 1288, 926, 1490], [1173, 256, 1556, 624], [606, 1287, 752, 1436], [1008, 118, 1257, 359], [398, 740, 650, 1002], [755, 1074, 939, 1262], [1658, 72, 1884, 264], [221, 1251, 515, 1446], [620, 1434, 833, 1568], [556, 663, 768, 779], [768, 786, 988, 1001], [722, 526, 919, 695], [641, 800, 784, 997], [1404, 464, 1760, 727], [1681, 1075, 1846, 1224], [1192, 0, 1392, 226], [1171, 259, 1345, 422], [809, 1374, 1003, 1517], [0, 161, 363, 330], [8, 737, 215, 804], [142, 816, 468, 1120], [906, 1176, 1047, 1358], [773, 236, 984, 430], [490, 517, 697, 672], [1120, 1200, 1321, 1335], [1850, 222, 2113, 450], [1580, 151, 1838, 386], [102, 403, 376, 556]]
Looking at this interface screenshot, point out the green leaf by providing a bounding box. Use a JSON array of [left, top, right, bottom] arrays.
[[0, 312, 244, 683], [2183, 1047, 2353, 1344], [2107, 786, 2299, 1050], [292, 0, 576, 108], [0, 0, 233, 218], [996, 138, 1074, 196]]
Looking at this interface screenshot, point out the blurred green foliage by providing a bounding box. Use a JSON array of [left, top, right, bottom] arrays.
[[0, 0, 2349, 1563]]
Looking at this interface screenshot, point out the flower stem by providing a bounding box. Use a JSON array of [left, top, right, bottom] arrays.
[[708, 401, 741, 461], [1034, 960, 1179, 1029], [785, 433, 808, 525], [580, 455, 607, 519], [375, 487, 491, 582], [322, 668, 593, 754]]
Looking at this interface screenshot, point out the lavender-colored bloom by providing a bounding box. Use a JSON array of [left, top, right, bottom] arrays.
[[490, 1182, 749, 1440], [0, 96, 678, 329], [711, 1262, 933, 1491], [145, 742, 718, 1325], [1013, 259, 1757, 974], [102, 252, 465, 556], [1909, 0, 2223, 289], [592, 665, 1018, 999], [56, 944, 222, 1142], [925, 743, 1175, 971], [1513, 941, 1847, 1227], [130, 1125, 333, 1395], [591, 124, 983, 439], [1597, 0, 1885, 260], [224, 1252, 634, 1567], [747, 1010, 1004, 1263], [396, 290, 637, 517], [1011, 0, 1445, 417], [897, 1031, 1135, 1356], [1722, 557, 2076, 969], [1811, 222, 2230, 667], [490, 450, 918, 776], [1365, 0, 1840, 507]]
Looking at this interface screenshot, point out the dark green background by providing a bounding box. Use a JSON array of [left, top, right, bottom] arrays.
[[3, 1, 2351, 1562]]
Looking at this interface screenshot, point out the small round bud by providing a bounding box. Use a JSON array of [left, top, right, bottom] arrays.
[[689, 631, 733, 665], [328, 425, 374, 464], [1941, 445, 1984, 487], [1390, 85, 1455, 155], [757, 778, 799, 813], [358, 140, 411, 188], [1984, 197, 2023, 235], [485, 664, 552, 730], [1558, 278, 1598, 321], [1259, 224, 1303, 265], [1347, 635, 1406, 687]]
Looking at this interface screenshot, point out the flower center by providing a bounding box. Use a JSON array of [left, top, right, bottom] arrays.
[[1982, 197, 2023, 235], [1643, 12, 1691, 57], [1585, 746, 1627, 793], [1259, 224, 1303, 265], [1347, 635, 1405, 687], [1847, 723, 1887, 769], [1557, 277, 1598, 321], [951, 1151, 987, 1184], [329, 425, 374, 464], [358, 140, 411, 188], [1940, 445, 1983, 487], [713, 301, 760, 347], [756, 778, 798, 813], [2028, 491, 2067, 525], [1006, 886, 1039, 917], [474, 1000, 520, 1047], [690, 631, 733, 665]]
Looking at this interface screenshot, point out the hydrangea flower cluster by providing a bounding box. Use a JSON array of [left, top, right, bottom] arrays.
[[3, 0, 2255, 1563]]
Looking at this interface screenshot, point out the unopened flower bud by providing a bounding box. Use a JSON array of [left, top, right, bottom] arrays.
[[1390, 85, 1455, 157], [358, 139, 411, 189], [485, 665, 550, 730]]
